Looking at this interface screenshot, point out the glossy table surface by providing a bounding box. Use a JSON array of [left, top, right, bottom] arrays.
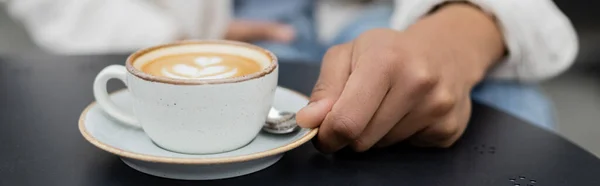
[[0, 54, 599, 186]]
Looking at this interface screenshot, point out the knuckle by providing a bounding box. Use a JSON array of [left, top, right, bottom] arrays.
[[436, 132, 460, 148], [436, 121, 460, 138], [329, 113, 362, 140], [409, 69, 438, 93], [429, 91, 456, 117], [435, 121, 466, 148]]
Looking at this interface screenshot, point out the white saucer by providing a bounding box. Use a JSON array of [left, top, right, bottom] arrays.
[[78, 87, 318, 180]]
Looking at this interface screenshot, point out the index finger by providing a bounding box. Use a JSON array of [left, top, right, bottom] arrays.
[[296, 42, 353, 129], [315, 52, 392, 153]]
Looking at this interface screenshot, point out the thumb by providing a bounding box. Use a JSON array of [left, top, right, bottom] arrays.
[[296, 97, 335, 129], [296, 43, 353, 128]]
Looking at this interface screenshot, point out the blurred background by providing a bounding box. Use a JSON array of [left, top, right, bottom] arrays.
[[1, 1, 598, 156]]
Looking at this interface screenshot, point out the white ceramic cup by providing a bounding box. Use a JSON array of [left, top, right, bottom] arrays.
[[93, 41, 278, 154]]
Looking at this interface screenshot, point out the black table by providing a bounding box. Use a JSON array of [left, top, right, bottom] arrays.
[[1, 54, 599, 186]]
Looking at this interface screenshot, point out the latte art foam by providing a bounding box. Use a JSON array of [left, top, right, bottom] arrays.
[[161, 57, 240, 79], [141, 53, 262, 80]]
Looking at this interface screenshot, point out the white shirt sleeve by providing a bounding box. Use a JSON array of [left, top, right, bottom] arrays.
[[391, 0, 579, 82], [6, 0, 183, 54]]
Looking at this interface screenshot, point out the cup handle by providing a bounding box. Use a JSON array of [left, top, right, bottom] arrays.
[[93, 65, 140, 128]]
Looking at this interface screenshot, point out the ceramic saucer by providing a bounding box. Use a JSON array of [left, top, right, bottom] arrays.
[[78, 87, 318, 180]]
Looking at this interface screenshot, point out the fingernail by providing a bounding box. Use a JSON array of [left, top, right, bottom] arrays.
[[300, 100, 320, 113], [305, 101, 318, 109]]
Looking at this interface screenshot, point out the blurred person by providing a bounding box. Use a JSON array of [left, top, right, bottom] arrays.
[[5, 0, 307, 57], [7, 0, 578, 152]]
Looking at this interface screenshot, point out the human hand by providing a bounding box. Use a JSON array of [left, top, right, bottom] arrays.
[[225, 20, 295, 43], [296, 4, 505, 153]]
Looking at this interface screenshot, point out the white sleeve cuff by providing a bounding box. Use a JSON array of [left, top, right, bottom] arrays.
[[391, 0, 579, 82]]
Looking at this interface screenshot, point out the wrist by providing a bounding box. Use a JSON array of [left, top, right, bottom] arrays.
[[405, 3, 505, 71]]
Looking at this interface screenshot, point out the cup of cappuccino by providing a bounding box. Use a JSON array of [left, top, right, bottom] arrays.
[[93, 40, 278, 154]]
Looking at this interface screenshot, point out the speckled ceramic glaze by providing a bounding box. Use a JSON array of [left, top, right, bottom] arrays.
[[93, 41, 279, 154], [79, 88, 318, 180]]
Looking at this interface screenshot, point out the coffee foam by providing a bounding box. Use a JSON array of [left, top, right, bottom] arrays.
[[133, 43, 272, 77], [159, 56, 240, 80]]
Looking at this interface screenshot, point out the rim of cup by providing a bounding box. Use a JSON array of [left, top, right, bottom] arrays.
[[125, 40, 278, 85]]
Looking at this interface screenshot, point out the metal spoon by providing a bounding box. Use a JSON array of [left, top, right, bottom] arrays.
[[263, 107, 299, 134]]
